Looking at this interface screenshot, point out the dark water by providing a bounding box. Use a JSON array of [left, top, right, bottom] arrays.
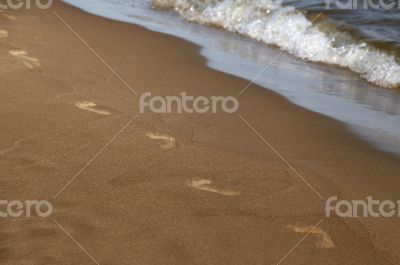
[[289, 0, 400, 50], [147, 0, 399, 89]]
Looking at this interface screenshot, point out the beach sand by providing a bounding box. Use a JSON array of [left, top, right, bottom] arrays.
[[1, 2, 400, 264]]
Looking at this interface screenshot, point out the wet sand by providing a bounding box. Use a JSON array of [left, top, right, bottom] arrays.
[[1, 1, 400, 264]]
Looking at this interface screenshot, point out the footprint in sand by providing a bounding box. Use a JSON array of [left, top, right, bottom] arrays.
[[1, 14, 16, 20], [74, 101, 112, 115], [9, 50, 40, 69], [146, 132, 176, 149], [0, 29, 8, 38], [287, 224, 335, 249], [188, 179, 240, 196], [0, 10, 16, 21]]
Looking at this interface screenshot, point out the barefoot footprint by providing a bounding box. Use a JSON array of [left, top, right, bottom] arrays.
[[1, 14, 16, 20], [0, 29, 8, 38], [74, 101, 112, 115], [188, 179, 240, 196], [287, 224, 335, 248], [146, 132, 176, 149], [9, 50, 40, 69]]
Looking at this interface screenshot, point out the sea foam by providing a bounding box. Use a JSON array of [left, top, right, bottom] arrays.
[[153, 0, 400, 89]]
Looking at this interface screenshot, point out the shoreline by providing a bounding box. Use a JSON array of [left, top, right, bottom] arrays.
[[0, 2, 400, 264], [62, 0, 400, 158]]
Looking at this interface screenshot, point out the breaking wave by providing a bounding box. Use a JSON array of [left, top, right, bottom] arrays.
[[153, 0, 400, 89]]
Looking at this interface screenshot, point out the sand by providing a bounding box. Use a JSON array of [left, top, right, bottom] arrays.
[[0, 2, 400, 265]]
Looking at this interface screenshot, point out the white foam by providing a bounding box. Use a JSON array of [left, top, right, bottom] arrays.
[[154, 0, 400, 89]]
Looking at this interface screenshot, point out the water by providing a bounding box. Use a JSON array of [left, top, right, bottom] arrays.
[[151, 0, 400, 89], [62, 0, 400, 156]]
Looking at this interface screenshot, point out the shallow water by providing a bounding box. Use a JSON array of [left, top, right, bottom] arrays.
[[151, 0, 400, 89], [62, 0, 400, 156]]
